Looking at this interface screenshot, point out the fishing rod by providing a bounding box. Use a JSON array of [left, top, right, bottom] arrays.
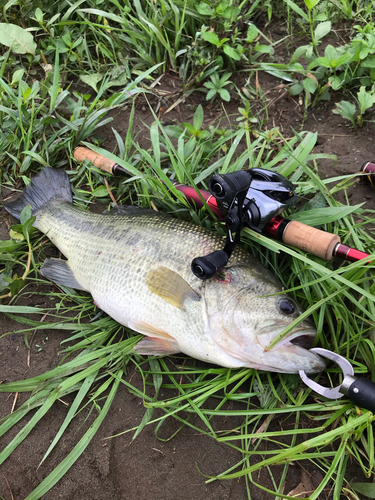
[[74, 147, 370, 279]]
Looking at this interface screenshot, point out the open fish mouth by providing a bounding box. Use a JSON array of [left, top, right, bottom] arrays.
[[276, 329, 317, 350], [256, 325, 317, 352], [254, 327, 326, 373], [289, 334, 315, 349]]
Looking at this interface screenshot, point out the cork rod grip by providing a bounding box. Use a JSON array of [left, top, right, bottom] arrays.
[[282, 220, 341, 261], [74, 147, 116, 175]]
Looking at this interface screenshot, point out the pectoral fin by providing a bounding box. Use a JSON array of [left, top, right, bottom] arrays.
[[40, 258, 88, 291], [146, 266, 200, 310], [129, 321, 180, 355], [128, 320, 175, 341], [134, 337, 180, 356]]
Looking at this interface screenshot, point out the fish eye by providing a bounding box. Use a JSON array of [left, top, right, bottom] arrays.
[[278, 298, 295, 315]]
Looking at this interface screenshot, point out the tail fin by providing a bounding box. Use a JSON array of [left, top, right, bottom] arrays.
[[4, 167, 72, 221]]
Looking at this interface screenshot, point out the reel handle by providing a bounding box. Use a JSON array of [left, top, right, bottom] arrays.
[[191, 251, 229, 280]]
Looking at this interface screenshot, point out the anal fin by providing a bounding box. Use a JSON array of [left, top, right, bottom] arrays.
[[40, 258, 88, 291]]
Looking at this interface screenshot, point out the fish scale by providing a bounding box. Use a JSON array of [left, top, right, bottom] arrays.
[[4, 167, 326, 373]]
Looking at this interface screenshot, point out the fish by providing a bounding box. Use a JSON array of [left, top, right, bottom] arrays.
[[4, 167, 326, 374]]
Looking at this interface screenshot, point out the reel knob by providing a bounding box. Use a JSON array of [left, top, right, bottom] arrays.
[[209, 171, 252, 203], [191, 251, 229, 280]]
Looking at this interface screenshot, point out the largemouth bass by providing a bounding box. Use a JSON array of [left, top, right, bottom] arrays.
[[5, 167, 325, 373]]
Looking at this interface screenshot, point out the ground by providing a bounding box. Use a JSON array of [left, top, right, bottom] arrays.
[[0, 71, 374, 500]]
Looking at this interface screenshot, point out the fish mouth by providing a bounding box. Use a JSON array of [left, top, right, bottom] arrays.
[[289, 334, 315, 349], [278, 329, 317, 350], [257, 324, 317, 351], [255, 326, 326, 373]]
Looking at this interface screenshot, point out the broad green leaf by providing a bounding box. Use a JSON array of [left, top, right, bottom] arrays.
[[11, 68, 24, 84], [35, 7, 43, 22], [0, 240, 25, 252], [289, 83, 304, 96], [9, 278, 25, 295], [361, 57, 375, 68], [254, 44, 273, 54], [201, 31, 220, 47], [290, 45, 309, 64], [308, 57, 331, 69], [246, 24, 258, 43], [314, 21, 331, 41], [351, 483, 375, 498], [195, 2, 213, 15], [79, 74, 104, 93], [329, 75, 344, 90], [304, 0, 321, 9], [303, 76, 318, 93], [92, 185, 109, 198], [9, 229, 24, 241], [220, 72, 233, 84], [325, 44, 337, 61], [332, 100, 356, 126], [204, 81, 215, 89], [20, 205, 32, 225], [335, 52, 353, 66], [193, 105, 204, 131], [219, 88, 230, 101], [0, 23, 36, 54], [206, 88, 217, 100], [223, 44, 241, 60], [357, 86, 375, 115], [183, 122, 197, 135]]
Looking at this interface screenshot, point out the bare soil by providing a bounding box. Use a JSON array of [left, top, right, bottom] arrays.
[[1, 70, 374, 500]]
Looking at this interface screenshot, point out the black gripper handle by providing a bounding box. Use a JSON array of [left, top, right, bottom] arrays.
[[348, 378, 375, 413], [191, 251, 229, 280]]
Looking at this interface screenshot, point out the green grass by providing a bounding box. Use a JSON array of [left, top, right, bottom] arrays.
[[1, 0, 375, 498]]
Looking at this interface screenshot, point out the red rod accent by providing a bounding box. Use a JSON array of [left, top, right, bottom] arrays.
[[173, 184, 224, 219], [263, 215, 285, 238], [334, 244, 371, 263]]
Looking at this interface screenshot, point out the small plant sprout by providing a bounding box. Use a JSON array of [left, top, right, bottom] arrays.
[[333, 86, 375, 127], [204, 72, 232, 101]]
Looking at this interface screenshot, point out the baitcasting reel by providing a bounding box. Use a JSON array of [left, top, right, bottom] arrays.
[[191, 168, 297, 280]]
